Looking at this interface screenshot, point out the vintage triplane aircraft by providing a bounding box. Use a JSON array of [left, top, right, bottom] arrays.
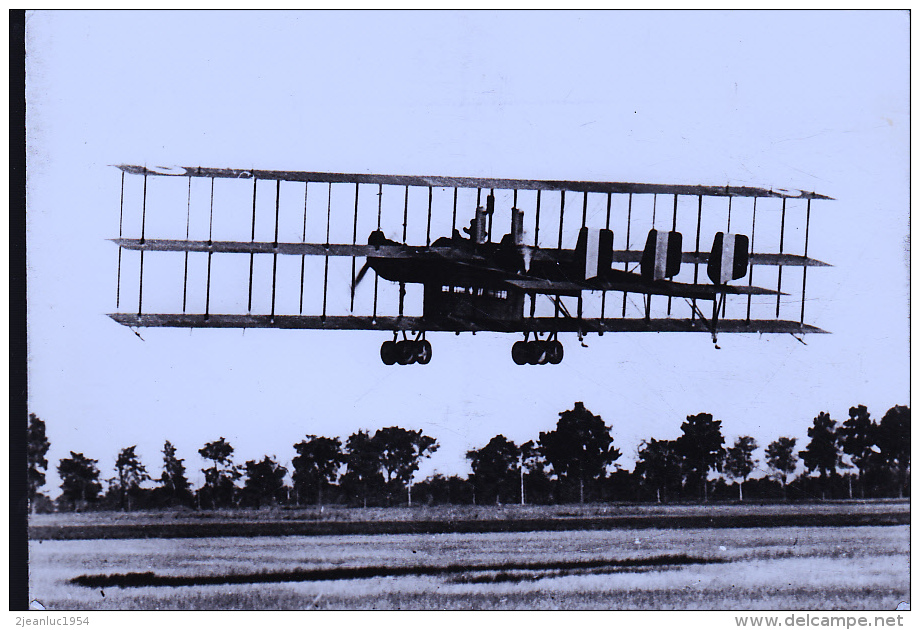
[[110, 165, 830, 364]]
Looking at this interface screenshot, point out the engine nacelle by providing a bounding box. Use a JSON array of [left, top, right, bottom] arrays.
[[707, 232, 750, 284], [575, 227, 614, 280], [641, 229, 683, 280]]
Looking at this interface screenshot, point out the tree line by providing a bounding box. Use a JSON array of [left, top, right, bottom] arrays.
[[26, 402, 909, 512]]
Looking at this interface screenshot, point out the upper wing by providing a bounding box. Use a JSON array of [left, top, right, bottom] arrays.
[[115, 164, 834, 200]]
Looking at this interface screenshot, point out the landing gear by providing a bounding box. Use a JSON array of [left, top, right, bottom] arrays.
[[512, 337, 564, 365], [381, 334, 432, 365]]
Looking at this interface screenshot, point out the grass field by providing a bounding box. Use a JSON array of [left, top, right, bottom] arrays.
[[27, 502, 909, 610]]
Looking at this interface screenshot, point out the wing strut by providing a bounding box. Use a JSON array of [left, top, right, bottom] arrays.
[[138, 172, 147, 316], [622, 193, 633, 317], [800, 199, 811, 324], [667, 193, 678, 315], [205, 177, 214, 320], [350, 182, 360, 312], [182, 175, 192, 313], [745, 197, 757, 322], [600, 192, 612, 322], [322, 183, 332, 322], [691, 194, 702, 322], [247, 178, 257, 313], [776, 198, 786, 317], [271, 179, 281, 321], [299, 182, 308, 314], [116, 171, 124, 309]]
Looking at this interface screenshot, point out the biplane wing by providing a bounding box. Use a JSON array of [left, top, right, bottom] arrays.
[[108, 164, 830, 365]]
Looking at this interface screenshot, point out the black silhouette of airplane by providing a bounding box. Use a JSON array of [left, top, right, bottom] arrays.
[[108, 166, 831, 365]]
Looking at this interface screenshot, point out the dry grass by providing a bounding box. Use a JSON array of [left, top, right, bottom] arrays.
[[28, 523, 908, 610]]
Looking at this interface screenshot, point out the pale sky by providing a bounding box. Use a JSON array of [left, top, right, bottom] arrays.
[[26, 10, 909, 496]]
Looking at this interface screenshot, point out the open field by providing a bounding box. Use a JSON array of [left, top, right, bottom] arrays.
[[29, 525, 908, 610], [27, 502, 909, 610], [29, 500, 909, 540]]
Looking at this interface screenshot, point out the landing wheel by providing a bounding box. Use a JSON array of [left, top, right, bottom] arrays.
[[530, 341, 550, 365], [547, 340, 564, 364], [416, 340, 432, 364], [380, 340, 397, 365], [396, 340, 416, 365], [512, 341, 529, 365]]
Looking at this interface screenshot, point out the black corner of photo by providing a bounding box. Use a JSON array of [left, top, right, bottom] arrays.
[[10, 8, 30, 613]]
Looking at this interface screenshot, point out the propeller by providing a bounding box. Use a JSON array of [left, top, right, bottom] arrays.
[[350, 261, 372, 310]]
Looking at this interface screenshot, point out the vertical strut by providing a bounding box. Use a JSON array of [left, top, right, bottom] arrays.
[[400, 184, 409, 319], [557, 190, 565, 249], [746, 198, 757, 322], [601, 192, 611, 321], [776, 198, 786, 317], [137, 173, 147, 315], [534, 190, 542, 247], [299, 182, 308, 314], [800, 199, 811, 324], [182, 176, 191, 312], [374, 183, 381, 321], [205, 177, 214, 320], [351, 183, 360, 312], [208, 177, 215, 245], [691, 195, 702, 322], [116, 171, 124, 309], [622, 193, 632, 317], [140, 173, 147, 244], [667, 194, 678, 315], [137, 251, 144, 316], [581, 191, 588, 228], [451, 187, 458, 233], [402, 185, 409, 243], [488, 188, 494, 242], [270, 179, 281, 321], [426, 186, 432, 246], [556, 190, 565, 320], [322, 183, 331, 321], [248, 179, 257, 313], [723, 196, 731, 318]]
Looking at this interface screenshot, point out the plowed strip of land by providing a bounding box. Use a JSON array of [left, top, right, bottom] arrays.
[[30, 507, 908, 540]]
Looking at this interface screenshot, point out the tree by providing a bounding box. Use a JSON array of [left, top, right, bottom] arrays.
[[372, 427, 438, 505], [159, 440, 193, 507], [57, 452, 102, 511], [723, 436, 758, 501], [292, 435, 345, 506], [676, 412, 726, 501], [27, 413, 51, 511], [342, 430, 384, 507], [876, 405, 910, 497], [634, 438, 682, 502], [198, 437, 241, 508], [538, 402, 621, 503], [838, 405, 878, 498], [241, 456, 288, 508], [765, 437, 798, 498], [800, 412, 843, 498], [466, 435, 520, 505], [114, 446, 151, 511]]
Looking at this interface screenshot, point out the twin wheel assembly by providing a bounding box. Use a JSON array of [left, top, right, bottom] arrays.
[[379, 336, 563, 365], [512, 339, 564, 365], [380, 339, 432, 365]]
